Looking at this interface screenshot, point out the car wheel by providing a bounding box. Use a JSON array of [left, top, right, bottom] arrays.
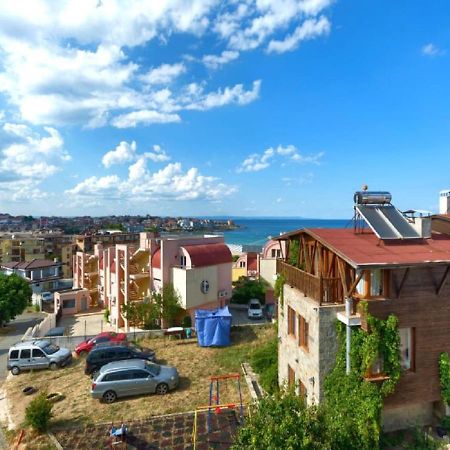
[[103, 390, 117, 404], [156, 383, 169, 395], [11, 366, 20, 376], [49, 362, 58, 371]]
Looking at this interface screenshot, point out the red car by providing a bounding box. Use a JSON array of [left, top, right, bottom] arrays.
[[75, 332, 127, 356]]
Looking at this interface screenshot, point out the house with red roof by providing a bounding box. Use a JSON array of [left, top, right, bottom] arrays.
[[73, 232, 232, 331], [275, 191, 450, 431]]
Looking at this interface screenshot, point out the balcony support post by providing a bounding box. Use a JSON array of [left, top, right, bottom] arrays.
[[345, 297, 352, 375]]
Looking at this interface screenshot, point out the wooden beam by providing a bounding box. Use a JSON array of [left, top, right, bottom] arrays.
[[348, 270, 364, 297], [278, 240, 285, 260], [337, 259, 349, 297], [310, 241, 318, 275], [327, 253, 336, 277], [437, 266, 450, 296], [396, 268, 410, 298]]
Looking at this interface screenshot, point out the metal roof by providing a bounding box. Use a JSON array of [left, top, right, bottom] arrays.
[[276, 228, 450, 268]]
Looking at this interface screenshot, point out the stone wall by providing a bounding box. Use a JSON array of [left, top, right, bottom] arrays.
[[382, 401, 434, 432], [278, 284, 343, 404]]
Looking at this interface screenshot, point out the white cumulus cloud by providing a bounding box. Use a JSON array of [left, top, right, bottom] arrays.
[[202, 50, 240, 69], [102, 141, 137, 168], [140, 63, 186, 85]]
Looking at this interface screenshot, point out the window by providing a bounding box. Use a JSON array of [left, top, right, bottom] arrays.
[[63, 299, 76, 309], [288, 365, 295, 387], [32, 349, 45, 358], [239, 261, 246, 268], [101, 351, 116, 360], [370, 269, 384, 296], [20, 349, 31, 359], [180, 255, 187, 267], [9, 350, 19, 359], [299, 380, 307, 399], [271, 249, 281, 258], [132, 370, 149, 379], [399, 327, 414, 371], [287, 307, 296, 336], [298, 315, 309, 351], [104, 370, 132, 381]]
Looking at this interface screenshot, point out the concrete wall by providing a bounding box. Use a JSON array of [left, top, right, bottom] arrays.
[[259, 258, 277, 286], [278, 284, 343, 405], [54, 289, 90, 316]]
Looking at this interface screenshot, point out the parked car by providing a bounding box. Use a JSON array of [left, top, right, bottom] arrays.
[[75, 332, 127, 356], [247, 299, 263, 319], [85, 343, 156, 375], [41, 292, 53, 302], [7, 340, 72, 375], [91, 359, 179, 403], [45, 326, 66, 337]]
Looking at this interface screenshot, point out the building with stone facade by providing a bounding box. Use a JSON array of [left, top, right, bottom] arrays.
[[73, 232, 232, 331], [275, 195, 450, 431]]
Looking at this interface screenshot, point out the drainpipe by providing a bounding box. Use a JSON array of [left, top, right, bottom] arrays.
[[345, 297, 352, 375]]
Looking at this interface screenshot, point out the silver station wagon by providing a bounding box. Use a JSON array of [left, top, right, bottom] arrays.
[[91, 359, 179, 403], [7, 340, 72, 375]]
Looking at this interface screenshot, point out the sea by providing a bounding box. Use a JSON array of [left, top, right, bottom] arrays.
[[221, 218, 350, 247]]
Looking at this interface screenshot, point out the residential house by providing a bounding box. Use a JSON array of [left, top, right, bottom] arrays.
[[275, 191, 450, 431], [0, 259, 64, 299]]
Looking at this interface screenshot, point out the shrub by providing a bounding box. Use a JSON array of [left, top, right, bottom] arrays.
[[251, 335, 278, 394], [25, 392, 53, 433], [439, 353, 450, 404], [103, 308, 110, 322], [232, 277, 266, 304], [182, 315, 192, 328]]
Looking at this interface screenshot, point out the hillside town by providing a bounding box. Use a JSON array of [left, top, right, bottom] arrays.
[[0, 1, 449, 449]]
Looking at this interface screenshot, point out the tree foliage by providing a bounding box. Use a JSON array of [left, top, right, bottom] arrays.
[[121, 283, 182, 329], [439, 352, 450, 405], [232, 277, 266, 304], [0, 273, 32, 326], [233, 390, 330, 450]]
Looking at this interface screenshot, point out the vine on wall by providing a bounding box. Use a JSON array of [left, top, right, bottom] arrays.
[[324, 302, 401, 450], [274, 273, 285, 308], [439, 352, 450, 405]]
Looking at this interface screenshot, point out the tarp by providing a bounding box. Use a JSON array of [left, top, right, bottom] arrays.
[[195, 306, 232, 347]]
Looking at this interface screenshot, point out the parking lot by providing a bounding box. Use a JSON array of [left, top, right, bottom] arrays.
[[228, 304, 272, 326], [57, 312, 116, 337]]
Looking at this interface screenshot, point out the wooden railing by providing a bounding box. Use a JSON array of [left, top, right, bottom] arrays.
[[276, 260, 343, 305]]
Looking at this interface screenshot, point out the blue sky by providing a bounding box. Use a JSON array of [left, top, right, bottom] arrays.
[[0, 0, 448, 219]]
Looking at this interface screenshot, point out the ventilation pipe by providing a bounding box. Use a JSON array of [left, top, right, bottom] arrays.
[[345, 297, 352, 375]]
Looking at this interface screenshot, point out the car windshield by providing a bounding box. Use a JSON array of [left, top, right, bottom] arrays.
[[249, 303, 261, 309], [145, 362, 161, 376], [42, 344, 59, 355]]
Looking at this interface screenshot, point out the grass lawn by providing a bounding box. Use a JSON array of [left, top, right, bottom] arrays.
[[4, 324, 274, 435]]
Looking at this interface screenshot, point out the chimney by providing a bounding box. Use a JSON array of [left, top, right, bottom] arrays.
[[440, 189, 450, 214]]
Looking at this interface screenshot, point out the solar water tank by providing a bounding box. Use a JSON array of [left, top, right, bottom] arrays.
[[354, 191, 392, 205]]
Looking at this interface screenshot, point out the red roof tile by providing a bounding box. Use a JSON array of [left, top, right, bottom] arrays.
[[183, 243, 232, 268], [306, 228, 450, 267]]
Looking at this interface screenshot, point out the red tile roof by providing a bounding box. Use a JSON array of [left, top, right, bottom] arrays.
[[247, 253, 258, 271], [306, 228, 450, 267], [152, 249, 161, 269], [183, 243, 232, 268]]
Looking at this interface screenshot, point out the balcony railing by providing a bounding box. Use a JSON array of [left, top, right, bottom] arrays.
[[276, 260, 343, 305]]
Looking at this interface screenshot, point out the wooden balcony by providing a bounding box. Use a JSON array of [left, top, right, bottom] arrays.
[[276, 260, 344, 305]]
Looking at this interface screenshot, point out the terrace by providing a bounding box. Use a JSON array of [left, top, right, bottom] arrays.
[[276, 259, 344, 305]]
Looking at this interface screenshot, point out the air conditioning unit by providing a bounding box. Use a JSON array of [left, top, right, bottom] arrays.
[[218, 290, 228, 298]]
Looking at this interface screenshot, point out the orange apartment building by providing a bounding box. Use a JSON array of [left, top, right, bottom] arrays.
[[73, 232, 232, 331]]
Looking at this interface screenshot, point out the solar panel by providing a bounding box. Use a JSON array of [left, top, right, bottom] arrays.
[[355, 205, 421, 240], [378, 206, 420, 239]]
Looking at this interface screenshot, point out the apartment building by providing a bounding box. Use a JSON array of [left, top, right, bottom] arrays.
[[74, 232, 232, 331], [276, 191, 450, 431], [75, 232, 139, 252]]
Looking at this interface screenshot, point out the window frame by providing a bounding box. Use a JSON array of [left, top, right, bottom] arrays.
[[287, 306, 296, 337], [287, 364, 295, 388], [298, 315, 309, 351]]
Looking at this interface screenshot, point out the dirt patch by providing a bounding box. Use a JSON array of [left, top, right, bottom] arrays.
[[4, 325, 274, 431]]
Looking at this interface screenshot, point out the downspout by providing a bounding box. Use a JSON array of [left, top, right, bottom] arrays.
[[345, 297, 352, 374]]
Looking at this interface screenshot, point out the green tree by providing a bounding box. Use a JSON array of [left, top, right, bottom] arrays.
[[0, 273, 32, 326], [153, 283, 183, 327], [233, 390, 330, 449], [231, 277, 266, 304]]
